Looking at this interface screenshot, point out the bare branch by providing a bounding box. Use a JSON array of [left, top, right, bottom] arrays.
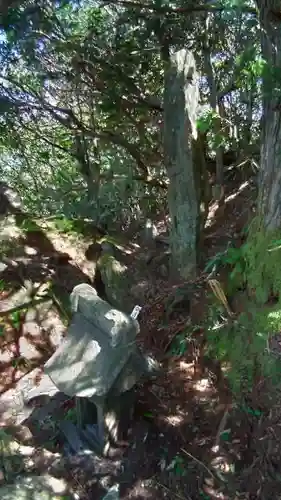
[[20, 122, 75, 157]]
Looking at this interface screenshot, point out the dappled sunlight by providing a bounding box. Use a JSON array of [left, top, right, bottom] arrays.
[[205, 180, 253, 230], [225, 180, 250, 203], [165, 414, 185, 426], [24, 245, 38, 256], [179, 360, 194, 376], [194, 377, 212, 393]]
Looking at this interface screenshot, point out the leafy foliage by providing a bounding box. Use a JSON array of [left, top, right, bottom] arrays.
[[241, 220, 281, 304], [205, 217, 281, 395], [207, 303, 281, 395], [0, 0, 264, 230], [206, 216, 281, 303]]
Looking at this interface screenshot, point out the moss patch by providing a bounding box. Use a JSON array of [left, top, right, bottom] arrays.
[[98, 254, 133, 313]]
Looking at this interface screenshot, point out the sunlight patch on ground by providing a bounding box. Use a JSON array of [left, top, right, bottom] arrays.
[[24, 246, 38, 256], [225, 181, 250, 203], [0, 216, 23, 241], [205, 201, 219, 228], [210, 451, 235, 477], [128, 479, 155, 499], [166, 414, 184, 426], [194, 378, 211, 392], [205, 180, 250, 228], [179, 361, 194, 376]]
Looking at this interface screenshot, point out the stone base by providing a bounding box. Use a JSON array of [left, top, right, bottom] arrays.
[[73, 388, 135, 456]]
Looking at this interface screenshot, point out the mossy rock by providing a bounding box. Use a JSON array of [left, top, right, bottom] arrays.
[[147, 250, 170, 277], [97, 254, 134, 313]]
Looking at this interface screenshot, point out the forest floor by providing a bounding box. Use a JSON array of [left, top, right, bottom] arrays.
[[1, 176, 281, 499]]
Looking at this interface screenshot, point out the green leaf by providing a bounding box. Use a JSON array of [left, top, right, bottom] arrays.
[[10, 311, 21, 330], [143, 412, 153, 419], [232, 262, 243, 275], [240, 405, 263, 417], [220, 429, 231, 441], [39, 151, 50, 161]]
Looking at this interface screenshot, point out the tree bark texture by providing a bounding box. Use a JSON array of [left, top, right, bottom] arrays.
[[257, 0, 281, 229], [203, 44, 224, 189], [164, 49, 200, 279], [0, 0, 19, 14]]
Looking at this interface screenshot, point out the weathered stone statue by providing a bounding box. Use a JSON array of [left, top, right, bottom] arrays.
[[26, 284, 159, 457]]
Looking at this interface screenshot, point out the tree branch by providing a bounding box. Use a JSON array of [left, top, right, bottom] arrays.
[[100, 0, 256, 16], [2, 73, 162, 184], [100, 129, 150, 177], [133, 174, 168, 189], [100, 173, 167, 189], [20, 122, 75, 157], [76, 56, 163, 111]]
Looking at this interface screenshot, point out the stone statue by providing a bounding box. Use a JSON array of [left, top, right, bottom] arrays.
[[25, 284, 160, 457]]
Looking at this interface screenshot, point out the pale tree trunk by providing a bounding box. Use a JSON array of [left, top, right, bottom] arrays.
[[257, 0, 281, 229], [164, 49, 200, 279], [75, 133, 101, 204]]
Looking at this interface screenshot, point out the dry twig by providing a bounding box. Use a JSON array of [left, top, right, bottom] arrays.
[[155, 480, 191, 500], [180, 447, 215, 479]]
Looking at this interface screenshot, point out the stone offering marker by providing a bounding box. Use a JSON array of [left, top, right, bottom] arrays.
[[29, 284, 159, 456]]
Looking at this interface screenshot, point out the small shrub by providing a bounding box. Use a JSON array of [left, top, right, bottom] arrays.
[[205, 244, 247, 294], [205, 245, 244, 274], [168, 330, 192, 357], [17, 217, 39, 233], [167, 454, 187, 477], [52, 217, 75, 233]]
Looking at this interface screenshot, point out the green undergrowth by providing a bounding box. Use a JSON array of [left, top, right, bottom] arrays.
[[0, 239, 19, 258], [16, 214, 101, 238], [241, 218, 281, 303], [205, 217, 281, 396], [51, 217, 126, 247], [207, 217, 281, 302], [206, 302, 281, 395], [15, 215, 126, 249]]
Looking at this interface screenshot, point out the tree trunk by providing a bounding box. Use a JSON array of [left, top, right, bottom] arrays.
[[164, 49, 200, 279], [257, 0, 281, 229], [244, 90, 253, 149], [0, 0, 21, 15], [203, 16, 224, 198], [192, 132, 211, 231], [75, 133, 101, 204]]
